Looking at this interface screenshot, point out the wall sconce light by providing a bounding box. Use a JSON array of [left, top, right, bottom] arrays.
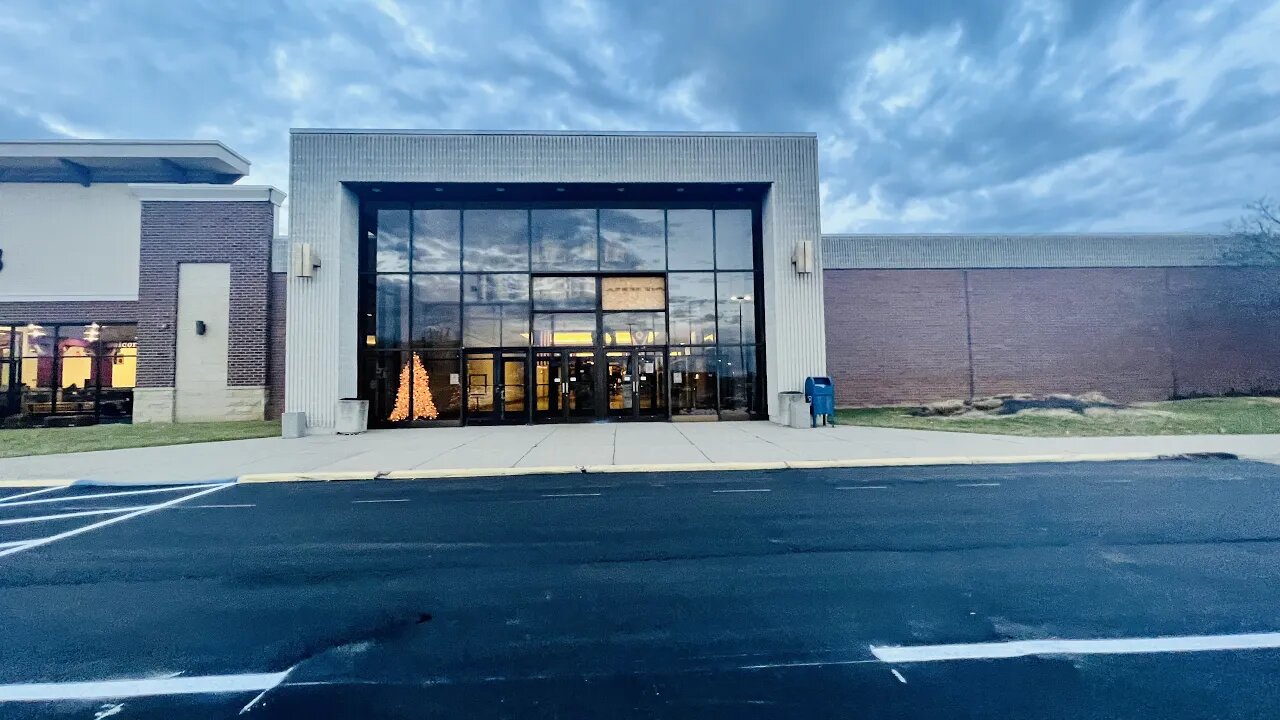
[[195, 320, 207, 336]]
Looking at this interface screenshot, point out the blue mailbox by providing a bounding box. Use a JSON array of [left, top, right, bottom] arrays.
[[804, 376, 836, 427]]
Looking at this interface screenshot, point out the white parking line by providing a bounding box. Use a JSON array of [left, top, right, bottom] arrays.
[[541, 493, 602, 498], [351, 499, 409, 504], [0, 539, 44, 549], [956, 482, 1001, 488], [0, 484, 219, 508], [1097, 479, 1134, 484], [712, 488, 771, 494], [837, 485, 888, 490], [871, 631, 1280, 663], [0, 486, 68, 504], [890, 669, 908, 684], [186, 504, 256, 509], [0, 671, 289, 702], [0, 506, 150, 526], [0, 483, 234, 559]]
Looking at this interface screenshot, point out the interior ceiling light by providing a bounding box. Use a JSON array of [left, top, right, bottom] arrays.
[[370, 187, 381, 193], [495, 187, 505, 192], [434, 187, 444, 192], [556, 187, 565, 192], [616, 187, 625, 192], [675, 187, 684, 192]]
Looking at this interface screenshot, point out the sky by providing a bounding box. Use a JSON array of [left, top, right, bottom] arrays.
[[1, 0, 1278, 233]]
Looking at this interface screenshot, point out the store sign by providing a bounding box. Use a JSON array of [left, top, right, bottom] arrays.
[[601, 276, 665, 311]]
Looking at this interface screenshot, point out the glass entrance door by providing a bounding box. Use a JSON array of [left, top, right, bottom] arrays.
[[465, 351, 527, 424], [605, 349, 668, 420], [533, 349, 596, 422]]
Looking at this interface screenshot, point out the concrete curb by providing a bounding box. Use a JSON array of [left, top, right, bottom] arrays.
[[231, 451, 1239, 484], [0, 451, 1243, 488]]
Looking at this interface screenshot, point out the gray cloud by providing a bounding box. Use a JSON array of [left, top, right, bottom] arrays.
[[0, 0, 1277, 233]]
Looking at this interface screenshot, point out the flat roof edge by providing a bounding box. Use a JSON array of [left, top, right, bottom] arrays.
[[290, 128, 817, 139], [0, 139, 252, 167], [129, 184, 285, 205]]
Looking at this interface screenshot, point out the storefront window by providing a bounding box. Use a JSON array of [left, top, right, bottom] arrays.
[[532, 209, 597, 271], [0, 322, 136, 424], [715, 209, 754, 270], [413, 209, 461, 272], [668, 273, 717, 345], [464, 210, 529, 271], [717, 272, 756, 345], [602, 312, 666, 346], [533, 276, 596, 310], [411, 274, 461, 347], [373, 207, 411, 272], [600, 209, 664, 271], [670, 347, 717, 416], [717, 345, 757, 420], [533, 313, 596, 346], [667, 209, 714, 270], [373, 275, 410, 348]]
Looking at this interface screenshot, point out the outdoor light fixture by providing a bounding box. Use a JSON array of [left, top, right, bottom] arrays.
[[84, 322, 101, 342], [195, 320, 207, 336]]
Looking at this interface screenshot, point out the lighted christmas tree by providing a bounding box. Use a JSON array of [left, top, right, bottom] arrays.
[[389, 355, 439, 421]]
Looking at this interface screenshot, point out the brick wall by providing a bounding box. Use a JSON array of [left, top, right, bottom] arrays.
[[266, 273, 288, 419], [824, 267, 1280, 406], [0, 300, 138, 324], [137, 201, 275, 390]]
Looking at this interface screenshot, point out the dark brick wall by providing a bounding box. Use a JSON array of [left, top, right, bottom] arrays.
[[0, 300, 138, 325], [825, 267, 1280, 406], [266, 273, 288, 419], [822, 270, 971, 406], [137, 201, 275, 390]]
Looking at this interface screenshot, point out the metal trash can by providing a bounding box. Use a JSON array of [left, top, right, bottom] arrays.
[[776, 391, 803, 426], [804, 376, 836, 427]]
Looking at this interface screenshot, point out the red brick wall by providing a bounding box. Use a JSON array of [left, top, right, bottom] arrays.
[[266, 273, 288, 419], [823, 270, 970, 406], [825, 267, 1280, 406], [137, 200, 275, 390]]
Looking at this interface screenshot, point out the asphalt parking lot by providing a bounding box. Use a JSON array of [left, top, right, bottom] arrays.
[[3, 459, 1280, 718]]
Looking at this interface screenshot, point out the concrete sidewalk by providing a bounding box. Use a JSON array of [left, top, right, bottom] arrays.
[[1, 422, 1278, 485]]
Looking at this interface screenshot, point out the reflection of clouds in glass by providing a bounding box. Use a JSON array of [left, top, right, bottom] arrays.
[[375, 274, 410, 346], [714, 209, 753, 270], [376, 209, 411, 271], [716, 271, 756, 344], [413, 209, 460, 271], [668, 209, 714, 270], [601, 209, 664, 270], [464, 210, 528, 271], [533, 209, 597, 271], [668, 273, 717, 344]]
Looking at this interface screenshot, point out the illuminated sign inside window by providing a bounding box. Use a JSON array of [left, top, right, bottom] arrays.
[[601, 276, 665, 311]]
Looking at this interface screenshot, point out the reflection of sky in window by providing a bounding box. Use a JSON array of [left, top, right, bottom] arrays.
[[376, 209, 411, 271], [600, 209, 664, 271], [668, 273, 717, 344], [375, 274, 410, 346], [464, 273, 528, 303], [716, 271, 755, 344], [533, 209, 597, 271], [413, 209, 460, 271], [667, 210, 713, 270], [464, 210, 529, 271], [715, 209, 753, 270]]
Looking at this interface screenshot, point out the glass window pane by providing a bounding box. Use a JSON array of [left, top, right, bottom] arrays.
[[464, 209, 529, 271], [717, 345, 757, 419], [532, 209, 597, 271], [412, 275, 461, 348], [463, 273, 528, 304], [671, 347, 717, 416], [668, 273, 717, 345], [600, 209, 664, 271], [601, 276, 665, 311], [374, 208, 411, 272], [16, 323, 54, 358], [602, 312, 666, 346], [533, 313, 596, 346], [463, 305, 501, 347], [667, 209, 713, 270], [717, 272, 756, 344], [413, 209, 460, 271], [532, 276, 596, 310], [415, 351, 463, 421], [0, 325, 13, 360], [715, 209, 754, 270], [499, 305, 530, 346], [58, 325, 96, 392], [374, 275, 410, 348]]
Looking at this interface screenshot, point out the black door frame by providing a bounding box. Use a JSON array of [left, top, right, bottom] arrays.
[[463, 349, 530, 425], [603, 346, 669, 420]]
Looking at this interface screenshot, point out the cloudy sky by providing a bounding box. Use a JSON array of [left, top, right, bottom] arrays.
[[2, 0, 1277, 232]]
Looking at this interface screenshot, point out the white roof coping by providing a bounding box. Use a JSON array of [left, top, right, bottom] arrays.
[[0, 140, 249, 184], [129, 184, 285, 205]]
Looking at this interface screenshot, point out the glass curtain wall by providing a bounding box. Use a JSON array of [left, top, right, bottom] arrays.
[[0, 323, 137, 426], [359, 200, 763, 426]]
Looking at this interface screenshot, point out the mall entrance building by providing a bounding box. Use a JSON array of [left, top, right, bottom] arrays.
[[285, 130, 828, 430]]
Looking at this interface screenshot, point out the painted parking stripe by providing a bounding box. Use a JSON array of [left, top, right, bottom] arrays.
[[0, 484, 219, 508], [541, 493, 602, 498], [0, 486, 68, 504], [956, 482, 1001, 488], [0, 483, 234, 559], [871, 631, 1280, 663], [837, 485, 888, 490], [351, 499, 409, 504], [712, 488, 771, 494], [0, 539, 44, 549], [0, 671, 289, 703], [0, 506, 150, 526]]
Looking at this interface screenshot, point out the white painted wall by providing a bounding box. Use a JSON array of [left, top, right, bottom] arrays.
[[0, 183, 141, 301], [175, 263, 231, 422]]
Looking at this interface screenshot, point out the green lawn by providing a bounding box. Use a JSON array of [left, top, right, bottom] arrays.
[[0, 421, 281, 459], [835, 397, 1280, 437]]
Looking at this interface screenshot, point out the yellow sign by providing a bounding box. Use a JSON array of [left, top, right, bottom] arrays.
[[601, 276, 665, 311]]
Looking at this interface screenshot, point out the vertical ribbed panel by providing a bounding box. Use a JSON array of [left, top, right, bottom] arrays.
[[286, 131, 825, 427]]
